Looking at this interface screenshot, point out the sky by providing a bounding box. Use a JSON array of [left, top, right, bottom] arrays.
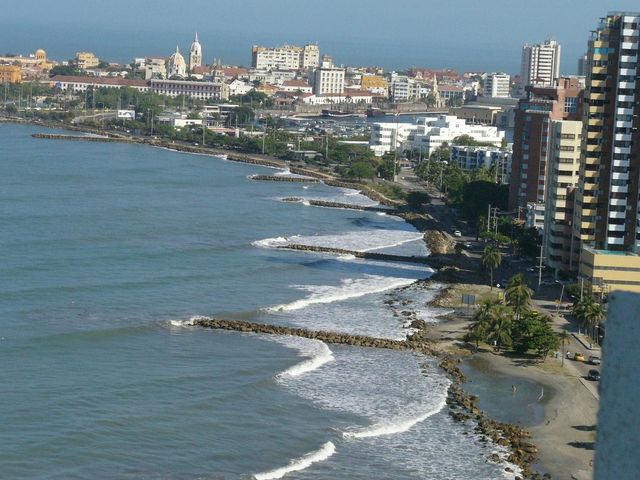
[[0, 0, 637, 74]]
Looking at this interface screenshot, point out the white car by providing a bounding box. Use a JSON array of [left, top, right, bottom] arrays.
[[453, 230, 462, 237]]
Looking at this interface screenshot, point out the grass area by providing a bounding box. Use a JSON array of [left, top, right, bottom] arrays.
[[365, 181, 406, 201]]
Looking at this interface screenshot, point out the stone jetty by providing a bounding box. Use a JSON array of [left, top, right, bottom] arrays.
[[250, 174, 318, 183], [278, 243, 433, 265], [31, 133, 134, 143], [281, 198, 389, 212]]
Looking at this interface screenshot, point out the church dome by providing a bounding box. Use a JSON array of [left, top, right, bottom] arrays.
[[35, 49, 47, 61], [169, 45, 187, 77], [169, 46, 185, 67]]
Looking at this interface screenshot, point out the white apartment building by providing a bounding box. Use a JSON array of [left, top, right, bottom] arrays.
[[519, 39, 561, 94], [389, 74, 429, 102], [484, 73, 511, 98], [313, 66, 345, 95], [544, 120, 582, 273], [406, 115, 505, 154], [251, 43, 320, 70], [450, 145, 512, 184], [369, 120, 425, 156]]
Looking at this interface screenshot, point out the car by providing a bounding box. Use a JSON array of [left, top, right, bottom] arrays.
[[574, 352, 586, 362], [587, 369, 600, 381], [453, 230, 462, 237], [588, 355, 601, 365], [527, 266, 537, 272]]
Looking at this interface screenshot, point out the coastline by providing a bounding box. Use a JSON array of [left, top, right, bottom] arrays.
[[5, 117, 594, 479]]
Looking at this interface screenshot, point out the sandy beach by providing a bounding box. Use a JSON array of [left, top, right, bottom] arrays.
[[424, 305, 599, 480]]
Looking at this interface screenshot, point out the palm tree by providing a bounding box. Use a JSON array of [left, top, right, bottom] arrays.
[[583, 300, 606, 343], [572, 295, 603, 340], [558, 330, 570, 366], [465, 299, 496, 350], [481, 244, 502, 291], [505, 273, 533, 320], [486, 304, 513, 351]]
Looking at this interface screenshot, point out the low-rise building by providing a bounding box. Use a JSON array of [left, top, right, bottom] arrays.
[[0, 65, 22, 83], [579, 247, 640, 294], [405, 115, 505, 154], [149, 79, 229, 101], [280, 79, 312, 94], [313, 57, 345, 95], [451, 105, 503, 125], [49, 75, 149, 92]]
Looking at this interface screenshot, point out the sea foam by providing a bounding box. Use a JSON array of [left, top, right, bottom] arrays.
[[266, 275, 417, 313], [253, 441, 336, 480], [342, 394, 448, 439], [274, 337, 335, 378]]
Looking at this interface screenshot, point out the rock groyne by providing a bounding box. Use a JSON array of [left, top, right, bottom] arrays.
[[250, 174, 318, 183], [31, 133, 134, 143]]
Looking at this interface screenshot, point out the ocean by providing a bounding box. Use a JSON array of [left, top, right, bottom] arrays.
[[0, 123, 519, 479]]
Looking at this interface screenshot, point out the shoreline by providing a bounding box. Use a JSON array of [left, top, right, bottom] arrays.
[[7, 117, 588, 478]]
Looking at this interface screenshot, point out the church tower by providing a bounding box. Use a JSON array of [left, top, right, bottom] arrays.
[[189, 32, 202, 71]]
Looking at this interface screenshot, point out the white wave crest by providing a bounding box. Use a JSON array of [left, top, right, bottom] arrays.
[[253, 441, 336, 480], [168, 315, 210, 327], [342, 394, 448, 439], [302, 200, 310, 206], [266, 275, 416, 313], [252, 236, 297, 248], [276, 339, 334, 378]]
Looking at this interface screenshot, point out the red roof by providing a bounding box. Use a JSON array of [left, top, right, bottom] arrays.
[[192, 66, 210, 75], [283, 79, 310, 87], [222, 67, 248, 78], [50, 75, 148, 87]]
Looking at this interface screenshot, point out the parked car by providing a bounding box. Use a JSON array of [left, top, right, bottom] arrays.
[[589, 355, 601, 365], [587, 369, 601, 381], [453, 230, 462, 237], [574, 352, 586, 362]]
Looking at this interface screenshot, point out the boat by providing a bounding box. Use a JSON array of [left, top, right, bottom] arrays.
[[321, 109, 366, 118], [366, 107, 386, 117]]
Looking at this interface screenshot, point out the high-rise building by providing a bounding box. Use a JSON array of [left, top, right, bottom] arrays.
[[189, 32, 202, 71], [519, 39, 562, 94], [251, 43, 320, 70], [571, 12, 640, 292], [544, 120, 583, 273], [509, 77, 584, 226], [484, 73, 511, 98], [577, 52, 588, 76]]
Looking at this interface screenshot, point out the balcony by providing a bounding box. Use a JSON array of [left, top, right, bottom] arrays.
[[611, 185, 629, 193], [608, 224, 626, 232], [609, 211, 626, 219], [607, 237, 625, 245]]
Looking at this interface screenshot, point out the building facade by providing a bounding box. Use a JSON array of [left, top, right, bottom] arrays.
[[508, 77, 583, 215], [572, 13, 640, 292], [251, 43, 320, 70], [49, 75, 149, 92], [0, 65, 22, 83], [75, 51, 100, 69], [484, 73, 511, 98], [149, 79, 229, 101], [450, 146, 512, 184], [313, 58, 345, 95], [544, 120, 582, 273], [519, 39, 561, 94]]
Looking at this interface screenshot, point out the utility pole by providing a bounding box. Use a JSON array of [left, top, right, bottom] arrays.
[[537, 243, 545, 290], [262, 124, 266, 154], [487, 204, 491, 233], [325, 132, 329, 164]]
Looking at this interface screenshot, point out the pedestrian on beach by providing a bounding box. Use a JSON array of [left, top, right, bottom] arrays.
[[511, 385, 516, 395]]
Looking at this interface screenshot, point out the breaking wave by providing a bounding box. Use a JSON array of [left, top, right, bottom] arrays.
[[252, 441, 336, 480], [274, 337, 335, 378]]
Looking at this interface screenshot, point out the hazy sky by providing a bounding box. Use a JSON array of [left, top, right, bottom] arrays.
[[0, 0, 636, 73]]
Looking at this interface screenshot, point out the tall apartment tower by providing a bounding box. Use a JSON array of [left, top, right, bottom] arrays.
[[571, 13, 640, 292], [484, 73, 511, 98], [508, 78, 584, 227], [519, 39, 562, 95]]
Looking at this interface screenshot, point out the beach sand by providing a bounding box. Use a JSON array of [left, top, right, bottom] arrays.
[[425, 309, 598, 480]]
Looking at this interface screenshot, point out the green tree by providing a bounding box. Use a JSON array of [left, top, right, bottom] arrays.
[[486, 304, 513, 351], [347, 161, 375, 179], [573, 296, 606, 341], [465, 299, 499, 350], [481, 244, 502, 291], [406, 191, 431, 210], [505, 273, 533, 320]]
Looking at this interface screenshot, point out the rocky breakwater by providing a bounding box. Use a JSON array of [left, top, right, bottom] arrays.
[[281, 198, 389, 213], [249, 174, 318, 183], [278, 243, 435, 266], [31, 133, 134, 143], [192, 317, 541, 478]]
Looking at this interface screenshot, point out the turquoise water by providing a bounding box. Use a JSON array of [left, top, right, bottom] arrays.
[[0, 123, 516, 479]]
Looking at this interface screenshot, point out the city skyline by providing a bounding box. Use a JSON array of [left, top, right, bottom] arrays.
[[1, 0, 637, 73]]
